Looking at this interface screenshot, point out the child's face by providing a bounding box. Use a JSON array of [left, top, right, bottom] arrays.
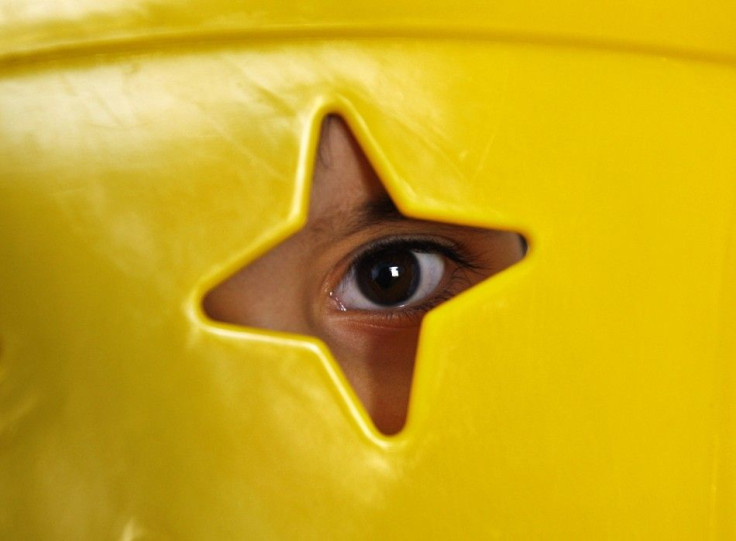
[[204, 117, 525, 434]]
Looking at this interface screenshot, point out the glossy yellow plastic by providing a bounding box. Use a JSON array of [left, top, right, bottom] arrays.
[[1, 1, 735, 539]]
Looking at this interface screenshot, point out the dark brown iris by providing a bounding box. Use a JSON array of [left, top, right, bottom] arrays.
[[355, 248, 420, 306]]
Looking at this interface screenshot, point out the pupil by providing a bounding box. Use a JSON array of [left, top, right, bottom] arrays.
[[357, 249, 420, 306]]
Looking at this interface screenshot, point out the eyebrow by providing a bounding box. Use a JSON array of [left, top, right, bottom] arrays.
[[342, 194, 408, 237]]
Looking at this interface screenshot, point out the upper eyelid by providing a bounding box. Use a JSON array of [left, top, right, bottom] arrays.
[[348, 235, 470, 268]]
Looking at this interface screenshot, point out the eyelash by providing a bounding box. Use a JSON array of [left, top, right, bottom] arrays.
[[331, 235, 481, 325]]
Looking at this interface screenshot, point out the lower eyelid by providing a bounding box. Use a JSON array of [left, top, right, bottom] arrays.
[[329, 306, 427, 329]]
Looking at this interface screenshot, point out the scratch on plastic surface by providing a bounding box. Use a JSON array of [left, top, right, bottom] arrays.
[[219, 52, 304, 118], [404, 118, 466, 183], [200, 112, 286, 182], [0, 0, 148, 24], [59, 73, 139, 130], [120, 516, 169, 541], [189, 54, 293, 182], [0, 340, 39, 442], [470, 64, 511, 185]]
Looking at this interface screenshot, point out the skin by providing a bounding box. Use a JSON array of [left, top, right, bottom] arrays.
[[203, 117, 525, 435]]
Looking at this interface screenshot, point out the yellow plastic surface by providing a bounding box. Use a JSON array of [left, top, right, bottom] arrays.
[[1, 2, 735, 539]]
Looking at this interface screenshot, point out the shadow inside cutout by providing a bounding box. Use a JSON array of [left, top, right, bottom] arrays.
[[203, 116, 526, 435]]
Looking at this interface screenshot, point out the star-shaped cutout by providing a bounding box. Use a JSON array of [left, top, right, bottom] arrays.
[[203, 115, 526, 435]]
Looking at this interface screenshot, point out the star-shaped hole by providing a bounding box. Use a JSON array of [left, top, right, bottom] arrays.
[[203, 115, 526, 435]]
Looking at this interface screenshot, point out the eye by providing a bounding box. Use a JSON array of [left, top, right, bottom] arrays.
[[332, 242, 448, 311]]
